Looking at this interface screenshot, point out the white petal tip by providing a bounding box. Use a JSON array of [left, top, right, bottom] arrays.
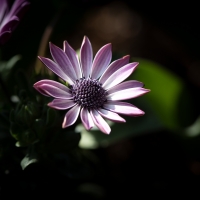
[[134, 62, 139, 66], [47, 102, 52, 107], [62, 124, 67, 129], [104, 130, 111, 135], [123, 55, 130, 59], [106, 43, 112, 47], [130, 111, 145, 117], [62, 118, 67, 128], [138, 111, 145, 116], [83, 36, 88, 42]]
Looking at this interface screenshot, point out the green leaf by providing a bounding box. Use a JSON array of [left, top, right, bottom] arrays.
[[131, 58, 186, 129], [21, 146, 38, 170], [0, 55, 21, 79]]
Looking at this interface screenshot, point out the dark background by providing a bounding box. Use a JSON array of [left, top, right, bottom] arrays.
[[1, 0, 200, 199]]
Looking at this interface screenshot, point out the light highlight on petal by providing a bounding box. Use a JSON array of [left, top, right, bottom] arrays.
[[38, 56, 73, 84], [49, 42, 77, 82], [97, 108, 126, 123], [102, 62, 139, 90], [48, 99, 76, 110], [99, 55, 130, 84], [107, 88, 150, 101], [63, 41, 82, 79], [90, 109, 111, 134], [80, 107, 94, 130], [91, 43, 112, 79], [62, 105, 81, 128], [80, 36, 93, 78], [107, 80, 144, 94], [103, 101, 145, 116], [34, 79, 72, 99]]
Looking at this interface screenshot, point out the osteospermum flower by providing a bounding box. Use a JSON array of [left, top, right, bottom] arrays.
[[0, 0, 30, 44], [34, 36, 150, 134]]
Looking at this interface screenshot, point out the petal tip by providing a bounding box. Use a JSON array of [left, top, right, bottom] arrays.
[[33, 81, 40, 88], [145, 89, 151, 93], [49, 42, 55, 49], [107, 43, 112, 47], [82, 36, 87, 43], [86, 126, 94, 131], [105, 130, 111, 135], [47, 102, 52, 107], [140, 110, 145, 115], [83, 35, 88, 40], [123, 55, 130, 59], [38, 56, 44, 61], [82, 36, 90, 44], [62, 118, 67, 128], [63, 40, 68, 45]]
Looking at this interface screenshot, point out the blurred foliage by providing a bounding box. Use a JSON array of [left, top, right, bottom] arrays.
[[132, 58, 197, 129]]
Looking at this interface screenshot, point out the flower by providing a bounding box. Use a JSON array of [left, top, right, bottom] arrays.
[[0, 0, 30, 45], [34, 36, 150, 134]]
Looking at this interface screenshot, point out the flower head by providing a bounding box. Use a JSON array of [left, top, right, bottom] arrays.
[[34, 36, 150, 134], [0, 0, 30, 45]]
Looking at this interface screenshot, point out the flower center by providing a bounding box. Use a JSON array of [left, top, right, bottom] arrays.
[[70, 78, 107, 109]]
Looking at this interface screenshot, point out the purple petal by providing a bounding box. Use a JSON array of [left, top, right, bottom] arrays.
[[91, 43, 112, 79], [0, 16, 19, 33], [62, 104, 81, 128], [102, 62, 139, 90], [99, 55, 130, 84], [97, 108, 126, 123], [103, 101, 145, 116], [80, 107, 94, 130], [7, 0, 30, 18], [34, 79, 72, 99], [107, 80, 144, 94], [48, 99, 75, 110], [80, 36, 93, 78], [63, 40, 82, 79], [49, 42, 77, 81], [38, 56, 74, 84], [0, 0, 8, 21], [107, 88, 150, 101], [90, 109, 111, 134], [14, 1, 30, 19]]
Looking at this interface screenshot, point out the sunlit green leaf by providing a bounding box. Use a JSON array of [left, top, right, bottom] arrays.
[[21, 146, 38, 170], [131, 59, 192, 129]]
